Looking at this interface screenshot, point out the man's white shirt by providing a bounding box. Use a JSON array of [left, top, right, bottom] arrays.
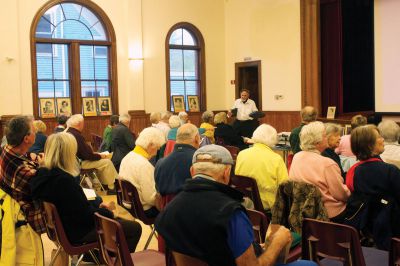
[[232, 99, 258, 121]]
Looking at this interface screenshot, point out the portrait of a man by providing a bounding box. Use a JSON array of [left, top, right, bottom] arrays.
[[40, 98, 56, 118], [172, 96, 185, 112]]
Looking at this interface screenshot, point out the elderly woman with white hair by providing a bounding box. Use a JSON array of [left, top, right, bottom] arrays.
[[235, 124, 288, 212], [378, 119, 400, 167], [289, 121, 350, 222], [321, 123, 346, 178], [167, 115, 181, 141], [119, 127, 166, 218]]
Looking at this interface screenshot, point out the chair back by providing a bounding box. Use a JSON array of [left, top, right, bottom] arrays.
[[94, 213, 134, 266], [230, 175, 265, 213], [224, 145, 239, 161], [246, 209, 269, 244], [41, 201, 98, 255], [390, 238, 400, 266], [171, 251, 208, 266], [91, 133, 103, 152], [119, 179, 155, 225], [302, 218, 366, 266]]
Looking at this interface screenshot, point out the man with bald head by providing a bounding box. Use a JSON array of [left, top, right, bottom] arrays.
[[289, 106, 317, 154], [155, 123, 200, 200]]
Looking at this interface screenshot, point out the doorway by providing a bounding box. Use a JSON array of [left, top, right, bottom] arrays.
[[235, 60, 262, 109]]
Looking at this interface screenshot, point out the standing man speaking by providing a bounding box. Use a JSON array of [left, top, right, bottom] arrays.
[[228, 89, 259, 138]]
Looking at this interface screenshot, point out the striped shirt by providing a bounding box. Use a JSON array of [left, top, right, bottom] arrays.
[[0, 145, 46, 234]]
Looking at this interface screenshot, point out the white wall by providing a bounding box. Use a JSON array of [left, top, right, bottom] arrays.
[[0, 0, 303, 116], [141, 0, 226, 112], [224, 0, 302, 111]]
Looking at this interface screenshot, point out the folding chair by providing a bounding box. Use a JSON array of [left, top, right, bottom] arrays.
[[231, 175, 265, 214], [94, 213, 165, 266], [390, 238, 400, 266], [302, 218, 388, 266], [119, 179, 157, 250], [41, 201, 100, 266], [79, 168, 106, 192]]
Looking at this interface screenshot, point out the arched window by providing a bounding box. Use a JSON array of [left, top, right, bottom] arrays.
[[30, 0, 118, 118], [165, 22, 205, 112]]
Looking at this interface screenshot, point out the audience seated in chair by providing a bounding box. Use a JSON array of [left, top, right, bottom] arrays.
[[235, 124, 288, 213], [54, 115, 69, 133], [120, 127, 165, 218], [289, 121, 350, 223], [0, 116, 46, 235], [289, 106, 317, 154], [200, 111, 215, 143], [30, 133, 142, 253], [66, 114, 118, 194], [344, 125, 400, 250], [156, 145, 316, 266], [155, 123, 200, 207], [214, 112, 247, 150], [321, 123, 346, 179], [154, 111, 172, 139], [99, 114, 119, 152], [111, 114, 136, 171], [378, 119, 400, 167], [28, 120, 47, 154], [336, 114, 367, 157]]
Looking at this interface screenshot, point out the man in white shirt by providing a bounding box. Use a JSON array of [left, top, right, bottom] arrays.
[[228, 89, 259, 138]]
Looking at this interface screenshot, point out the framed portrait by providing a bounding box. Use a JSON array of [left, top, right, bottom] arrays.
[[327, 106, 336, 119], [98, 97, 112, 115], [40, 98, 56, 118], [56, 98, 71, 117], [172, 95, 185, 112], [345, 124, 352, 135], [82, 97, 97, 116], [187, 95, 200, 112]]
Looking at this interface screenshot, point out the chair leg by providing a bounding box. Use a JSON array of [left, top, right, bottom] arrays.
[[144, 225, 156, 250], [91, 171, 106, 192], [75, 254, 84, 266], [89, 249, 101, 265], [48, 246, 62, 266]]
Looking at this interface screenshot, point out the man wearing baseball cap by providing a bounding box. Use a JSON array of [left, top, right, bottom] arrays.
[[155, 145, 316, 266]]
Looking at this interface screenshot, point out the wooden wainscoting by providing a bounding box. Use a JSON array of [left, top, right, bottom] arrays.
[[128, 110, 150, 136], [260, 111, 300, 132]]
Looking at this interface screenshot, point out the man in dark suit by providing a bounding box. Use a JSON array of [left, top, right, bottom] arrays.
[[111, 114, 135, 171]]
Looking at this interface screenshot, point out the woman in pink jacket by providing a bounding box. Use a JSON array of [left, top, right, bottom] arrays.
[[289, 121, 350, 222]]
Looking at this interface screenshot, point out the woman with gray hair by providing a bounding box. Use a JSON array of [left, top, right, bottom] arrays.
[[119, 127, 166, 218], [378, 119, 400, 166], [167, 115, 181, 140], [289, 121, 350, 222], [321, 123, 345, 178], [200, 111, 215, 143]]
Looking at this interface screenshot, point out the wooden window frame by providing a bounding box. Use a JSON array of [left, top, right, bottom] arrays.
[[30, 0, 118, 119], [165, 22, 206, 113]]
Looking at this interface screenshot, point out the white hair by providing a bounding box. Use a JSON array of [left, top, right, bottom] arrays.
[[300, 121, 325, 151], [178, 111, 188, 119], [251, 124, 278, 147], [169, 115, 181, 128], [378, 120, 400, 143], [161, 111, 172, 121], [66, 114, 84, 128], [176, 124, 198, 143], [119, 113, 131, 123], [325, 123, 341, 137], [135, 127, 166, 150]]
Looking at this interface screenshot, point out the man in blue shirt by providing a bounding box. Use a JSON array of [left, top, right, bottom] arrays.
[[155, 145, 316, 266], [155, 123, 200, 198]]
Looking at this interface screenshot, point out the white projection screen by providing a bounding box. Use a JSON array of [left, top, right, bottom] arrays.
[[375, 0, 400, 113]]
